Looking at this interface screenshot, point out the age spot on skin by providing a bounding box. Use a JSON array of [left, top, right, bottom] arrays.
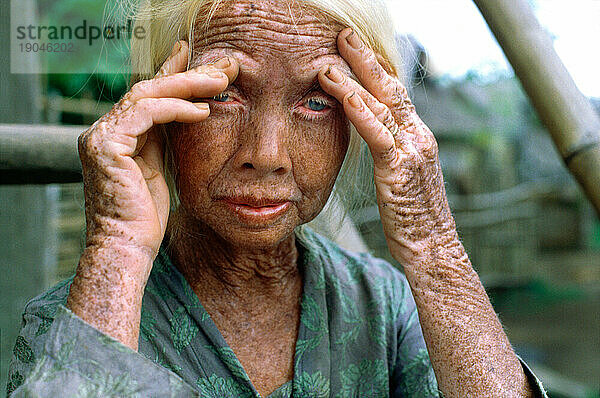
[[246, 2, 257, 15]]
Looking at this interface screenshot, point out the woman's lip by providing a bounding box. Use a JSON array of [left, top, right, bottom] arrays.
[[222, 200, 291, 224]]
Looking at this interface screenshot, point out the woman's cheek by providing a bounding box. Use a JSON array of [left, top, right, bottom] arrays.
[[293, 116, 350, 195], [173, 115, 241, 194]]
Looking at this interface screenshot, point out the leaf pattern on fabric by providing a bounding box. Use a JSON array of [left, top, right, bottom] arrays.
[[148, 341, 184, 377], [388, 277, 409, 322], [345, 257, 366, 286], [160, 356, 185, 376], [300, 295, 323, 333], [304, 250, 326, 291], [398, 310, 419, 345], [31, 302, 59, 337], [153, 252, 173, 275], [339, 293, 360, 324], [13, 336, 35, 364], [9, 229, 499, 398], [295, 294, 326, 366], [397, 349, 439, 397], [196, 374, 254, 398], [55, 338, 76, 366], [76, 372, 139, 398], [35, 317, 54, 337], [169, 306, 199, 354], [147, 282, 178, 302], [269, 381, 292, 398], [335, 326, 359, 349], [294, 337, 321, 368], [6, 370, 25, 397], [366, 301, 386, 348], [295, 371, 330, 398], [335, 290, 361, 359], [98, 334, 131, 354], [336, 359, 387, 398], [43, 338, 87, 381], [140, 309, 158, 341], [204, 346, 248, 381]]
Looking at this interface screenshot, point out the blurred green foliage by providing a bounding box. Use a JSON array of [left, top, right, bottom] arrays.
[[49, 73, 128, 101], [42, 0, 131, 100]]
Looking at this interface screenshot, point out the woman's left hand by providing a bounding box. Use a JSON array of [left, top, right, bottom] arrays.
[[320, 31, 539, 396], [319, 27, 456, 268]]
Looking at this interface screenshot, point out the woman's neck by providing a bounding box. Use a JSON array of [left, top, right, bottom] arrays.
[[166, 210, 301, 301], [166, 211, 303, 396]]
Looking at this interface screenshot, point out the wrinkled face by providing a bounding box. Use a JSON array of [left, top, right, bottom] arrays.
[[172, 0, 351, 249]]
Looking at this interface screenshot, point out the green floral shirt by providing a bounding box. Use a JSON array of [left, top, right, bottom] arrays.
[[7, 228, 546, 397]]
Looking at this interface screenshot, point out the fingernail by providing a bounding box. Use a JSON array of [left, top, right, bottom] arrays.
[[207, 71, 225, 79], [170, 41, 181, 57], [194, 103, 210, 111], [325, 65, 344, 84], [212, 57, 231, 70], [346, 30, 362, 49], [347, 92, 361, 108]]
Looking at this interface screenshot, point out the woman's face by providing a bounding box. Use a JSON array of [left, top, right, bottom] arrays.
[[172, 0, 351, 249]]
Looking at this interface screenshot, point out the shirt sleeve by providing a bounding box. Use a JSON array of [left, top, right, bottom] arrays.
[[8, 305, 198, 397]]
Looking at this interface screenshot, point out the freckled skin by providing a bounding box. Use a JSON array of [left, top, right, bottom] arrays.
[[173, 1, 349, 250], [319, 28, 533, 397], [168, 4, 349, 395], [67, 0, 534, 397]]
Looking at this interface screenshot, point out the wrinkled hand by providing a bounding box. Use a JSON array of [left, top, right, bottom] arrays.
[[69, 42, 239, 349], [319, 28, 455, 266], [78, 41, 238, 269]]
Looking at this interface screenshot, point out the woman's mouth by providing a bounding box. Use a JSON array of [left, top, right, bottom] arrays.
[[222, 199, 292, 225]]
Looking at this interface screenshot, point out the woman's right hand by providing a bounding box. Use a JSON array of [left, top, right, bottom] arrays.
[[67, 41, 239, 349], [79, 41, 237, 261]]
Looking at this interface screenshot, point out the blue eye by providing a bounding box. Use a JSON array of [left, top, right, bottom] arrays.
[[306, 98, 328, 111], [213, 93, 230, 102]]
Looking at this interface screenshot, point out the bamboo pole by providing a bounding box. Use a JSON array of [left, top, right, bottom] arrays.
[[472, 0, 600, 216], [0, 124, 83, 184]]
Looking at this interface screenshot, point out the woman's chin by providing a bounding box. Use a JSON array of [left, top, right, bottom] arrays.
[[218, 225, 297, 250], [197, 211, 300, 251]]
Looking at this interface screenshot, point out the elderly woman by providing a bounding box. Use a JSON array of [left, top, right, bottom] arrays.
[[8, 0, 547, 397]]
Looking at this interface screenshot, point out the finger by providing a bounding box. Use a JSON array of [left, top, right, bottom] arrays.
[[320, 63, 431, 165], [193, 57, 239, 83], [137, 128, 165, 174], [341, 91, 407, 169], [319, 64, 421, 159], [80, 100, 207, 166], [337, 29, 437, 153], [318, 65, 404, 137], [135, 129, 169, 231], [337, 28, 410, 112], [318, 64, 411, 155], [117, 98, 209, 139], [128, 57, 239, 102], [90, 99, 209, 161], [155, 41, 189, 78], [133, 152, 169, 233]]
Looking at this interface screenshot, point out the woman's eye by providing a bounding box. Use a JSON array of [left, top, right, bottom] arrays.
[[305, 98, 328, 112], [213, 93, 230, 102]]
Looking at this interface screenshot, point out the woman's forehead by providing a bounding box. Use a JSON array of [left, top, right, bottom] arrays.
[[190, 0, 346, 71]]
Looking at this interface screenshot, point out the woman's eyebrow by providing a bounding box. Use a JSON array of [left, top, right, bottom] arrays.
[[302, 79, 323, 95]]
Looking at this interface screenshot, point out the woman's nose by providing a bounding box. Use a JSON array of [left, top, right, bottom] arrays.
[[232, 117, 292, 177]]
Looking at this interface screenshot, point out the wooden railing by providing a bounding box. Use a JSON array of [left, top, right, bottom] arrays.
[[0, 124, 85, 184]]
